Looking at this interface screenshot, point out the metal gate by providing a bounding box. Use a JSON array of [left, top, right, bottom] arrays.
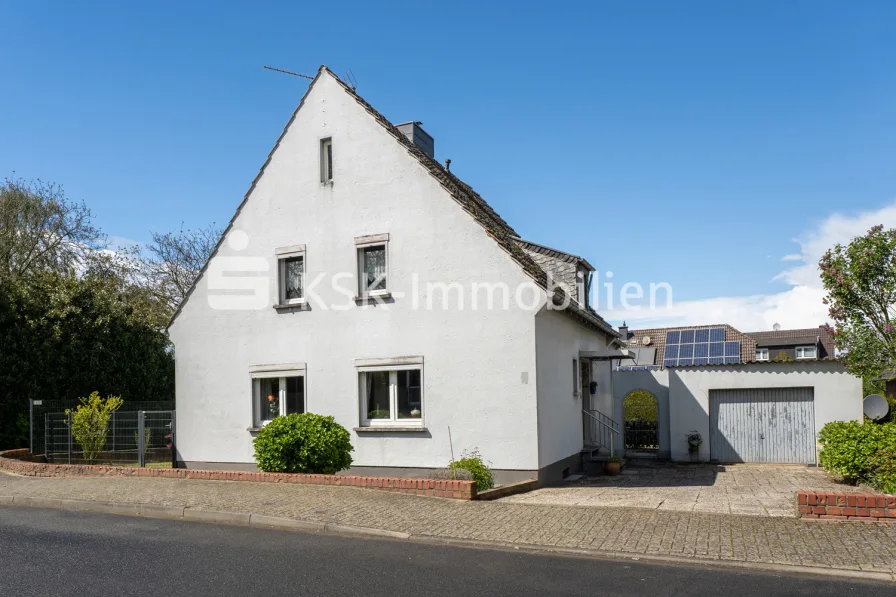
[[709, 388, 815, 464]]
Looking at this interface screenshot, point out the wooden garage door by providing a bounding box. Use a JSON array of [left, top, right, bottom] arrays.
[[709, 388, 815, 464]]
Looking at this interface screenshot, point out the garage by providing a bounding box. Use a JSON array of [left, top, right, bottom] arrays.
[[709, 388, 816, 464]]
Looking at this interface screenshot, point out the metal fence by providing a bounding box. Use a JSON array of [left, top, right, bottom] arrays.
[[43, 410, 176, 468], [624, 420, 659, 450], [30, 399, 174, 458]]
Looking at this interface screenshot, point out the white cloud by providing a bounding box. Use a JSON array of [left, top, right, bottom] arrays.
[[604, 201, 896, 332]]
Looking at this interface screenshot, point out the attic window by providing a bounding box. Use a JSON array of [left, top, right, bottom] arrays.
[[320, 138, 333, 182]]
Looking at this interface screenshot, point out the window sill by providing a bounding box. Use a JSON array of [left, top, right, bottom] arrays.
[[247, 427, 264, 433], [353, 291, 392, 302], [273, 301, 307, 311], [353, 426, 427, 433]]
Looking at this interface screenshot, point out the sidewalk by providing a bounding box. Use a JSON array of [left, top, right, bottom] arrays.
[[2, 472, 895, 580]]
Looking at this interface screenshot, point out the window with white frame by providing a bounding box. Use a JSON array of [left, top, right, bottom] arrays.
[[795, 345, 817, 360], [320, 138, 333, 182], [356, 358, 422, 426], [250, 365, 306, 428], [756, 347, 769, 361], [355, 234, 389, 297], [275, 245, 305, 305]]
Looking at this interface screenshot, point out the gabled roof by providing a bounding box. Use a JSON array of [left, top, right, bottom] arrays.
[[511, 238, 595, 271], [167, 66, 618, 338], [744, 327, 834, 359]]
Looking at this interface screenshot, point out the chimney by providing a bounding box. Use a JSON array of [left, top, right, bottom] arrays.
[[396, 121, 434, 159], [618, 322, 629, 340]]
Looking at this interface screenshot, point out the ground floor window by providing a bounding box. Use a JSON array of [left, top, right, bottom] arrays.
[[358, 366, 422, 426], [252, 372, 305, 427]]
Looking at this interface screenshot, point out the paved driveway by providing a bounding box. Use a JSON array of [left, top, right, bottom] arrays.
[[500, 463, 868, 517]]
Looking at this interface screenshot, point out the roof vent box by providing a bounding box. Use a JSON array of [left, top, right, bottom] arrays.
[[396, 121, 434, 159]]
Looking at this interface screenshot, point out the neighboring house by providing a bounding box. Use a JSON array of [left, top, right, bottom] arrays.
[[167, 65, 626, 484], [605, 323, 861, 464]]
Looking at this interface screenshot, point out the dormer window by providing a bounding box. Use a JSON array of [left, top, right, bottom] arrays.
[[796, 345, 817, 360], [576, 267, 591, 307], [320, 138, 333, 182]]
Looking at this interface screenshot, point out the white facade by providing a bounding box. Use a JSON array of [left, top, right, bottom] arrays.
[[613, 361, 862, 462], [168, 68, 614, 483]]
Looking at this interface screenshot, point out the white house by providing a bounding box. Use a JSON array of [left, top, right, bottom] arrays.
[[167, 66, 624, 484]]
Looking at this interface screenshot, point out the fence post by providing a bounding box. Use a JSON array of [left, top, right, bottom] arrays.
[[111, 411, 116, 452], [67, 411, 73, 464], [29, 400, 33, 455], [170, 411, 177, 469], [44, 413, 49, 463], [138, 411, 146, 468]]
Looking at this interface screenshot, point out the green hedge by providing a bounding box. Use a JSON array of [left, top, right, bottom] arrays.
[[253, 413, 353, 474], [818, 421, 896, 492]]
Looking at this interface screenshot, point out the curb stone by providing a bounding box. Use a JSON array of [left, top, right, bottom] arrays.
[[1, 496, 893, 583]]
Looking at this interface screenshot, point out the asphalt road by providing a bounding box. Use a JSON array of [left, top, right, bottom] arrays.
[[0, 506, 890, 596]]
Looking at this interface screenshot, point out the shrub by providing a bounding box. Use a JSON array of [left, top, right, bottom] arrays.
[[253, 413, 353, 474], [449, 448, 494, 491], [818, 421, 896, 486], [65, 392, 123, 462], [427, 467, 474, 481], [623, 390, 658, 423]]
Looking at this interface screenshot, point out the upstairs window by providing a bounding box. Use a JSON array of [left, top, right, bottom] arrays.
[[275, 245, 306, 306], [796, 345, 817, 360], [320, 138, 333, 182], [756, 347, 769, 361], [355, 234, 390, 297]]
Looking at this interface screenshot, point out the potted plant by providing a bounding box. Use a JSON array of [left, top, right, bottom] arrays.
[[603, 456, 624, 476], [686, 430, 702, 461]]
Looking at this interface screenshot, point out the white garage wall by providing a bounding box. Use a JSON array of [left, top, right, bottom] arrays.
[[614, 362, 862, 462]]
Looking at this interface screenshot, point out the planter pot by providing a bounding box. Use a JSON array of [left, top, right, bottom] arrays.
[[603, 461, 622, 476]]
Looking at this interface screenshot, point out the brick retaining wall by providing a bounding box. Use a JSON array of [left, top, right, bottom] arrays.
[[797, 490, 896, 522], [0, 449, 476, 500]]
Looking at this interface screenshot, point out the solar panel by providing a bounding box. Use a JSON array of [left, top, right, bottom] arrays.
[[679, 344, 694, 359], [662, 327, 736, 368], [723, 356, 740, 364], [680, 329, 695, 344], [693, 357, 709, 365], [695, 328, 710, 343], [708, 357, 724, 365], [678, 358, 693, 367], [709, 342, 724, 357], [666, 330, 680, 345], [694, 343, 709, 358], [725, 341, 740, 357], [665, 345, 679, 359], [709, 327, 725, 342], [663, 358, 677, 367]]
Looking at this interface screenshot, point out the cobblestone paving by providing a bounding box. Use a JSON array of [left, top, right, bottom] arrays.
[[1, 473, 895, 575], [501, 463, 873, 517]]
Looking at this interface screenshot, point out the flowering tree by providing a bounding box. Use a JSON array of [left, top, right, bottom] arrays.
[[819, 225, 896, 379]]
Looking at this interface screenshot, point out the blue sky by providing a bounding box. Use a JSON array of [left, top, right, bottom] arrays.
[[2, 1, 895, 329]]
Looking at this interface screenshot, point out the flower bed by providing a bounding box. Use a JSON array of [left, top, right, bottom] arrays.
[[0, 449, 476, 500]]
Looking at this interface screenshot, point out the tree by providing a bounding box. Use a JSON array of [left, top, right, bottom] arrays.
[[0, 177, 105, 280], [139, 224, 221, 311], [0, 269, 174, 449], [819, 225, 896, 379]]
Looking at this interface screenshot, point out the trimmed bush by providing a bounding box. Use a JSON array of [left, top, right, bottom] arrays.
[[449, 448, 494, 491], [818, 420, 896, 490], [253, 413, 353, 474]]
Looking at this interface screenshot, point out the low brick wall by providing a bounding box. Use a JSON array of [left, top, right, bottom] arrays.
[[0, 449, 476, 500], [797, 490, 896, 522]]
